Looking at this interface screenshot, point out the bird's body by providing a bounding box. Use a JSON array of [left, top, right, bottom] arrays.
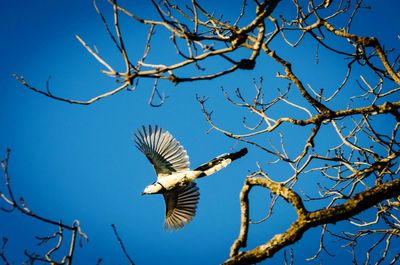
[[134, 125, 247, 230], [145, 170, 199, 193]]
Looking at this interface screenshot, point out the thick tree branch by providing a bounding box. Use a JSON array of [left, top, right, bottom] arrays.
[[225, 178, 400, 265]]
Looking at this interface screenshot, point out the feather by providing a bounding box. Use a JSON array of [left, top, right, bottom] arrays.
[[163, 182, 200, 230], [134, 125, 190, 177]]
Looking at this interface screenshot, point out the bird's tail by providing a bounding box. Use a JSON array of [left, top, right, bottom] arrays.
[[194, 148, 248, 178]]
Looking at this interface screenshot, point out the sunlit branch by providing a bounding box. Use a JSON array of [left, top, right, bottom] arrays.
[[9, 1, 400, 263], [14, 74, 130, 105], [225, 174, 400, 264]]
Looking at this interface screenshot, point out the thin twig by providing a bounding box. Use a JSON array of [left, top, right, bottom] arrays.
[[111, 224, 135, 265]]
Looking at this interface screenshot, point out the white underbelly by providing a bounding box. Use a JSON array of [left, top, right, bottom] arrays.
[[157, 171, 198, 190]]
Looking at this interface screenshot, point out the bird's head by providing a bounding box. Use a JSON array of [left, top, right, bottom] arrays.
[[141, 182, 163, 195]]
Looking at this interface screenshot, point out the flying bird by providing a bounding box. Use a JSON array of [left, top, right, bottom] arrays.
[[134, 125, 248, 230]]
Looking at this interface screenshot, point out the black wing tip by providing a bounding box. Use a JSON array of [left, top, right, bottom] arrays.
[[136, 125, 163, 132], [133, 125, 163, 142]]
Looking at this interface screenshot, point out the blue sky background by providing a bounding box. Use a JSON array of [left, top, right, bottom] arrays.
[[1, 0, 399, 264]]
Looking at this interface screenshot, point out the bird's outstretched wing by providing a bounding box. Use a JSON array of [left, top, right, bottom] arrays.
[[134, 125, 190, 177], [163, 182, 200, 230]]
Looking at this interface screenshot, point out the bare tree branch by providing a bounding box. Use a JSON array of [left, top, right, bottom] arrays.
[[0, 149, 87, 264], [225, 174, 400, 264], [111, 224, 135, 265]]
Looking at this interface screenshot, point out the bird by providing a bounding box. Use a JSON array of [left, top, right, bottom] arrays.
[[134, 125, 248, 230]]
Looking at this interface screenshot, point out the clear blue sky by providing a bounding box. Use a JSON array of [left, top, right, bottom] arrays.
[[0, 0, 399, 264]]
